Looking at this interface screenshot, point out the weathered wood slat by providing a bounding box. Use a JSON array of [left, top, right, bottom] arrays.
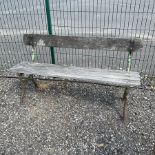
[[23, 34, 143, 52], [10, 62, 141, 87]]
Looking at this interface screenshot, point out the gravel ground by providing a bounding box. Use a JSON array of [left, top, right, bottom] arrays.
[[0, 77, 155, 155]]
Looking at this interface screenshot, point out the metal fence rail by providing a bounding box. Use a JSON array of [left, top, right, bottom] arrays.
[[0, 0, 155, 76]]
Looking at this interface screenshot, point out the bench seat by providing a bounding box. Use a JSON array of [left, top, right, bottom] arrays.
[[10, 62, 140, 87]]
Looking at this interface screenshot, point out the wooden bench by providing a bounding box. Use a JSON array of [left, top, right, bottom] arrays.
[[10, 34, 143, 121]]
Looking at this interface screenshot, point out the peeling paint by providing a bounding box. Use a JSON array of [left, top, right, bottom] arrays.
[[37, 39, 45, 46]]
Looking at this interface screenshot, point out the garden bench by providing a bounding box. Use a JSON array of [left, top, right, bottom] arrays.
[[10, 34, 143, 121]]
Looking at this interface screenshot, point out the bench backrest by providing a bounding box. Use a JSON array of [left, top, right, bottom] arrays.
[[23, 34, 143, 52]]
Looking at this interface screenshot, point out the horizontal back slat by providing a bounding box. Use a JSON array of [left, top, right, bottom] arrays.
[[23, 34, 143, 52]]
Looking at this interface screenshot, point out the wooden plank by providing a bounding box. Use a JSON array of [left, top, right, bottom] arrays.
[[10, 62, 141, 87], [23, 34, 143, 52]]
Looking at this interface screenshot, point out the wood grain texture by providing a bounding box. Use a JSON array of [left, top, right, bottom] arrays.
[[23, 34, 143, 52], [10, 62, 141, 87]]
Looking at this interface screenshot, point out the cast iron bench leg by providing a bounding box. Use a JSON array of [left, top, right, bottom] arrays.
[[18, 74, 38, 103], [122, 87, 128, 121], [18, 73, 28, 103]]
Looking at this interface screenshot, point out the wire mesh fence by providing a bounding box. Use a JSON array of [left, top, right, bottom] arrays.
[[0, 0, 155, 76]]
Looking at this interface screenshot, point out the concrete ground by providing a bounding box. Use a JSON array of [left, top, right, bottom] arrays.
[[0, 76, 154, 155]]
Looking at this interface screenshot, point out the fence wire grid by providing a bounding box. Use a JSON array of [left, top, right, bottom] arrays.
[[0, 0, 155, 76]]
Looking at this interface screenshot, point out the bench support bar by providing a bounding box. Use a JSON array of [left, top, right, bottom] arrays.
[[18, 73, 38, 103]]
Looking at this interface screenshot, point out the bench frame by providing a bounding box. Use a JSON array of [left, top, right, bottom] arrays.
[[15, 34, 142, 122]]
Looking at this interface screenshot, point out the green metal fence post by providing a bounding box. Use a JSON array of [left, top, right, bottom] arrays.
[[45, 0, 55, 64]]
